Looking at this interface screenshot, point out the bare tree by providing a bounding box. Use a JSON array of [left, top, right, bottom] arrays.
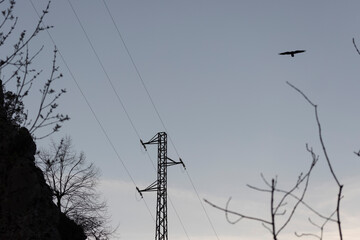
[[37, 136, 116, 240], [0, 0, 69, 139], [205, 83, 344, 240], [205, 145, 319, 240]]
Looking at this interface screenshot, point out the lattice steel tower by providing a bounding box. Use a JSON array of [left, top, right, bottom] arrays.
[[137, 132, 185, 240]]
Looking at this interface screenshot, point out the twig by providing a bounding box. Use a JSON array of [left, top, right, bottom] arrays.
[[287, 81, 343, 240], [225, 197, 243, 224], [295, 231, 321, 240], [204, 198, 272, 225], [353, 38, 360, 56]]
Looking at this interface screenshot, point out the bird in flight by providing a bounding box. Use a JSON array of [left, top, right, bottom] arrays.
[[279, 50, 306, 57]]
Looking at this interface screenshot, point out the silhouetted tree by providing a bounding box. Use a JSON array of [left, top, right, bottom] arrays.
[[205, 83, 344, 240], [37, 136, 116, 240], [0, 0, 69, 139], [1, 1, 114, 238]]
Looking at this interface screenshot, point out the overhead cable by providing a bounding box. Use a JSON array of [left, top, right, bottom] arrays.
[[101, 2, 220, 239], [29, 0, 155, 222]]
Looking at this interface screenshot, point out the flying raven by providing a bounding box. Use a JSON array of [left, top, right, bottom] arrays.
[[279, 50, 306, 57]]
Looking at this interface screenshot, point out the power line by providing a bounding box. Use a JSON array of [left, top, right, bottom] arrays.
[[101, 0, 180, 156], [59, 1, 190, 237], [28, 0, 155, 222], [32, 1, 219, 239], [56, 0, 184, 237], [81, 1, 193, 238], [168, 194, 191, 240], [63, 0, 191, 236], [101, 2, 220, 240], [65, 0, 141, 139], [185, 170, 220, 239]]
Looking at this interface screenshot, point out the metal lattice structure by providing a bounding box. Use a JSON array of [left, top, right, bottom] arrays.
[[137, 132, 185, 240]]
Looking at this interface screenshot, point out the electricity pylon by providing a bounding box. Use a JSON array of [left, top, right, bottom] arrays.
[[137, 132, 185, 240]]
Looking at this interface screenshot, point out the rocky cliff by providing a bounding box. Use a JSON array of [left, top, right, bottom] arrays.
[[0, 82, 86, 240]]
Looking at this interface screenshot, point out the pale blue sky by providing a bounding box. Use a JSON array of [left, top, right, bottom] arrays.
[[4, 1, 360, 239]]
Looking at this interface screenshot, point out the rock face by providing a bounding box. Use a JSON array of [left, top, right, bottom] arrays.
[[0, 82, 86, 240]]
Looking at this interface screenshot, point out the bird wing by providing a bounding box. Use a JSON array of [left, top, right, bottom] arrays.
[[293, 50, 306, 54], [279, 51, 291, 55]]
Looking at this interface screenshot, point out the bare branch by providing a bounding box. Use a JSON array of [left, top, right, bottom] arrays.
[[1, 1, 68, 139], [270, 179, 277, 239], [353, 38, 360, 56], [262, 222, 273, 235], [260, 173, 272, 188], [287, 82, 340, 186], [287, 81, 343, 240], [204, 198, 272, 225], [225, 197, 243, 224], [204, 81, 347, 240], [246, 184, 271, 193], [295, 231, 321, 240], [28, 47, 69, 139], [286, 81, 316, 107]]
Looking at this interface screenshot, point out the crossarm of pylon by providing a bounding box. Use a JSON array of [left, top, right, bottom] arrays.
[[166, 157, 185, 169], [141, 132, 162, 146], [138, 180, 158, 193]]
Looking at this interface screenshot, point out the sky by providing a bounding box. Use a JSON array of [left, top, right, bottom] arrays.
[[2, 0, 360, 239]]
